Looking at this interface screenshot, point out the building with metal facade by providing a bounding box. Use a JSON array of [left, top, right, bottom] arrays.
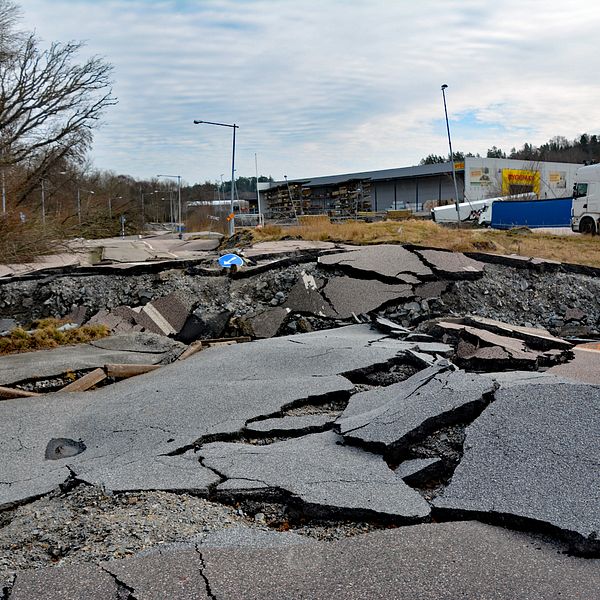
[[259, 158, 580, 218]]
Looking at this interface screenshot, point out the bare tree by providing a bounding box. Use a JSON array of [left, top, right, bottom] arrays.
[[0, 0, 21, 60], [0, 1, 117, 203]]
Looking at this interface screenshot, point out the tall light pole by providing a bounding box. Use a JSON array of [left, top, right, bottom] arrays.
[[157, 174, 182, 234], [108, 196, 122, 219], [141, 190, 158, 225], [77, 188, 94, 226], [41, 179, 46, 226], [441, 84, 461, 228], [255, 153, 262, 218], [193, 120, 238, 237]]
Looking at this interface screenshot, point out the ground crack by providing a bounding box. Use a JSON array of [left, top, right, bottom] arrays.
[[100, 566, 138, 600], [194, 546, 217, 600]]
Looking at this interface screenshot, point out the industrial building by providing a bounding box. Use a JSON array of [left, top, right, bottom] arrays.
[[259, 157, 580, 218]]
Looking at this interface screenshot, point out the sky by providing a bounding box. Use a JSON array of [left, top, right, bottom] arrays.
[[16, 0, 600, 186]]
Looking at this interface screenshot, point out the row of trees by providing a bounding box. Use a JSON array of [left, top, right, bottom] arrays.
[[421, 134, 600, 166]]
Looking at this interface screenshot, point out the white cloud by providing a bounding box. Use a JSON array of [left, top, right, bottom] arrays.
[[16, 0, 600, 184]]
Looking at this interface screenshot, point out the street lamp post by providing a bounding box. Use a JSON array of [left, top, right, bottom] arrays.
[[441, 84, 461, 228], [108, 196, 122, 219], [41, 179, 46, 226], [141, 190, 158, 225], [157, 174, 182, 234], [193, 120, 238, 237], [76, 188, 95, 226]]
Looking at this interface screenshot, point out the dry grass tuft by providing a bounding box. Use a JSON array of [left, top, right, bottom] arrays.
[[0, 319, 109, 355], [247, 218, 600, 268]]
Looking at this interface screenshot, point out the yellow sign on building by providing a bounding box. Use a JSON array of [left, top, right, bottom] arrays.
[[501, 169, 540, 196]]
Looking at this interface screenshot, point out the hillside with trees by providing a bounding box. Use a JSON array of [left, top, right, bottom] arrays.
[[421, 134, 600, 165]]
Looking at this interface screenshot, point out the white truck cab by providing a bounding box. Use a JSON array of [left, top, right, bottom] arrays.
[[571, 163, 600, 234]]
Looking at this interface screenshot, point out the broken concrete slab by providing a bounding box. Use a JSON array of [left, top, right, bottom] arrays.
[[200, 521, 600, 599], [11, 520, 599, 599], [321, 277, 413, 318], [103, 549, 211, 600], [337, 367, 495, 458], [0, 340, 178, 387], [100, 240, 176, 263], [243, 240, 338, 257], [89, 331, 185, 356], [75, 453, 220, 494], [434, 382, 600, 555], [318, 245, 433, 281], [438, 321, 543, 369], [245, 414, 334, 436], [282, 272, 336, 317], [10, 562, 120, 600], [416, 249, 485, 278], [372, 316, 411, 334], [150, 292, 193, 335], [245, 307, 290, 339], [86, 307, 139, 334], [463, 315, 572, 350], [176, 309, 232, 344], [488, 370, 577, 387], [202, 431, 431, 520]]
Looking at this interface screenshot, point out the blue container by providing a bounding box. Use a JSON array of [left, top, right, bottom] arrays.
[[491, 197, 572, 229]]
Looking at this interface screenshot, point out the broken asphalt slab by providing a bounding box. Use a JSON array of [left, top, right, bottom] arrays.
[[199, 521, 600, 600], [321, 277, 413, 318], [0, 333, 185, 387], [200, 431, 431, 520], [415, 249, 485, 278], [433, 382, 600, 555], [337, 366, 495, 459], [9, 562, 121, 600], [463, 315, 572, 350], [245, 414, 335, 436], [0, 325, 439, 508], [14, 520, 592, 600], [318, 244, 433, 281], [10, 521, 600, 600], [436, 320, 547, 369]]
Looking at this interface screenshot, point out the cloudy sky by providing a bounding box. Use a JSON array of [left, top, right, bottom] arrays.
[[17, 0, 600, 185]]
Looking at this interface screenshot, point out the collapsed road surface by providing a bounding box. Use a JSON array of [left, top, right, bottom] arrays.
[[0, 241, 599, 599]]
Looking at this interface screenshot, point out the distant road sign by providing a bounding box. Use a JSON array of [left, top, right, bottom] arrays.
[[218, 254, 244, 268]]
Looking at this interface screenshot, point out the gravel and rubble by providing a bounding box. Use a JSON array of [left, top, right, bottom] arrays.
[[3, 249, 600, 342], [442, 263, 600, 337]]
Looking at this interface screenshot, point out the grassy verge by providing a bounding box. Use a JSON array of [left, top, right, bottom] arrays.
[[249, 219, 600, 268], [0, 319, 109, 355]]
